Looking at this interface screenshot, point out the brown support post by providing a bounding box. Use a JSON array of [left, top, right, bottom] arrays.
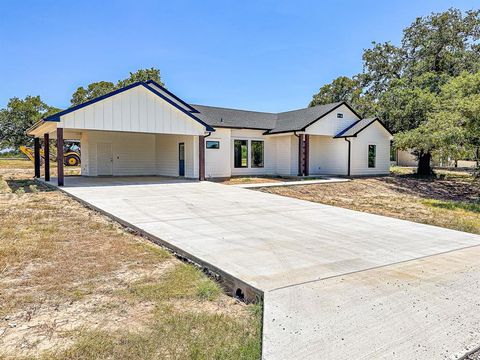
[[57, 128, 64, 186], [304, 134, 310, 176], [34, 137, 41, 178], [199, 135, 205, 181], [44, 133, 50, 181]]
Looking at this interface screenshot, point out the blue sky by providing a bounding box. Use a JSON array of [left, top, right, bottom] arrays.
[[1, 0, 478, 112]]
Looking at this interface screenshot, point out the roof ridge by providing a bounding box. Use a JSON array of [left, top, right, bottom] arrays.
[[190, 103, 277, 115], [277, 101, 344, 115]]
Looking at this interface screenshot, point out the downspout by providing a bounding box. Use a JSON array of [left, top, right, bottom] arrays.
[[293, 131, 301, 176], [199, 131, 212, 181], [344, 137, 351, 177]]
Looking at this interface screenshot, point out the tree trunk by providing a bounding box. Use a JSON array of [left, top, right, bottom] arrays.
[[417, 152, 433, 176]]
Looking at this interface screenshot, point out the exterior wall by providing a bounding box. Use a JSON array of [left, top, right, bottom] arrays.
[[155, 134, 198, 178], [81, 130, 198, 178], [275, 135, 294, 175], [203, 129, 298, 178], [350, 122, 391, 175], [230, 129, 277, 176], [205, 128, 232, 178], [80, 132, 90, 175], [309, 136, 349, 175], [84, 131, 156, 176], [305, 105, 359, 136], [58, 86, 205, 136]]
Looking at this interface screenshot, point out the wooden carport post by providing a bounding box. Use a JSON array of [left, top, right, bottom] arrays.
[[56, 128, 64, 186], [199, 135, 205, 181], [297, 134, 310, 176], [44, 133, 50, 181], [34, 137, 41, 178]]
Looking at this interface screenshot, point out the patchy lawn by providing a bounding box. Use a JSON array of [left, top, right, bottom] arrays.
[[260, 169, 480, 235], [0, 162, 261, 359], [0, 159, 80, 177]]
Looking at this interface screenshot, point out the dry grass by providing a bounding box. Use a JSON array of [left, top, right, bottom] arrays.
[[0, 161, 261, 359], [261, 169, 480, 235], [0, 159, 80, 177]]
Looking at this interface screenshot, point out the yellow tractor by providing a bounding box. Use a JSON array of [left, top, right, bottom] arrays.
[[20, 141, 81, 166]]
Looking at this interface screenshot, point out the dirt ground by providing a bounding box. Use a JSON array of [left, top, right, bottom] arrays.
[[261, 170, 480, 235], [0, 161, 261, 359]]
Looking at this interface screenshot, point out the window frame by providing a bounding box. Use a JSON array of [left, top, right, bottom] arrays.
[[337, 113, 344, 118], [368, 144, 376, 168], [233, 139, 248, 168], [206, 140, 220, 149], [250, 140, 265, 168]]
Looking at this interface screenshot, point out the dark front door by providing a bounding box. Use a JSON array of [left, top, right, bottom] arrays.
[[178, 142, 185, 176]]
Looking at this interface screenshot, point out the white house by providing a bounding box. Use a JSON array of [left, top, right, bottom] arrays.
[[27, 80, 393, 185]]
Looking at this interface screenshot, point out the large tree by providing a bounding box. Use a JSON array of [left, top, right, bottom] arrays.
[[0, 96, 59, 149], [396, 71, 480, 174], [71, 67, 164, 106], [312, 8, 480, 175], [309, 76, 376, 117]]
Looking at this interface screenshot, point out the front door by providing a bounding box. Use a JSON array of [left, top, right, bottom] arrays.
[[97, 143, 113, 176], [178, 142, 185, 177]]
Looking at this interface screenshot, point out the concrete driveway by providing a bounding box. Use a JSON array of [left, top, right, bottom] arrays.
[[46, 176, 480, 359]]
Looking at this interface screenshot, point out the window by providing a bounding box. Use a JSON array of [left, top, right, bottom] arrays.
[[337, 113, 344, 118], [368, 144, 376, 168], [251, 140, 264, 168], [234, 140, 248, 168], [206, 141, 220, 149]]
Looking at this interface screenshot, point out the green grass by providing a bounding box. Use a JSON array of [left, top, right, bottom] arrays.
[[126, 262, 221, 302], [423, 199, 480, 214], [40, 308, 261, 360], [196, 279, 222, 301]]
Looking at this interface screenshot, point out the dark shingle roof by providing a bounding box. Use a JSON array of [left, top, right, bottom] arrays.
[[191, 105, 277, 130], [334, 118, 392, 138], [270, 102, 344, 134], [191, 102, 350, 134]]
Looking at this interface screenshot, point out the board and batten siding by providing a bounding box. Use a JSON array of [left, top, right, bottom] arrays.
[[155, 134, 198, 178], [305, 104, 359, 136], [80, 130, 198, 178], [205, 128, 232, 178], [57, 86, 205, 136], [83, 131, 156, 176], [350, 122, 391, 175], [308, 136, 349, 175]]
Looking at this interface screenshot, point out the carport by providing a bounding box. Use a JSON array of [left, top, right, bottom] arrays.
[[26, 81, 214, 185]]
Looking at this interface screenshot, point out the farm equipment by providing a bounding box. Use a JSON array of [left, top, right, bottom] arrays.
[[19, 141, 81, 166]]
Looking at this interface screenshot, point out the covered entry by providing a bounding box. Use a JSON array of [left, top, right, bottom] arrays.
[[27, 81, 213, 185]]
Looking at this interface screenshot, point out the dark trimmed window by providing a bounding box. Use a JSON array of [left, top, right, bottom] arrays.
[[251, 140, 264, 168], [368, 144, 376, 168], [337, 113, 344, 118], [234, 140, 248, 168], [206, 141, 220, 149]]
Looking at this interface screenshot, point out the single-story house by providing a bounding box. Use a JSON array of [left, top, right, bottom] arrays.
[[27, 80, 393, 185]]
